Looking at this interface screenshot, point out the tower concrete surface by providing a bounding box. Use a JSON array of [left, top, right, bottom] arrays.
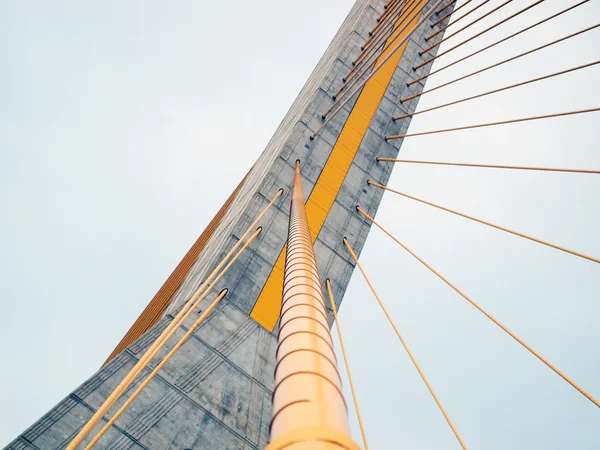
[[6, 0, 454, 448]]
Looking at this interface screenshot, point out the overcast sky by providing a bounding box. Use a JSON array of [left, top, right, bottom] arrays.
[[1, 0, 599, 448]]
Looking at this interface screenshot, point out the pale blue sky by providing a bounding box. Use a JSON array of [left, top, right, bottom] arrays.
[[1, 0, 599, 448]]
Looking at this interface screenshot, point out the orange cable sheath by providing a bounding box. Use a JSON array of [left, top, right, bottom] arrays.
[[267, 161, 359, 450]]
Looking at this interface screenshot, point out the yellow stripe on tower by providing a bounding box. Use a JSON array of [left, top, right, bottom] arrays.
[[251, 2, 426, 330]]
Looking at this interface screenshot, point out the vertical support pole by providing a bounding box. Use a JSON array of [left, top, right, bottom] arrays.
[[267, 161, 361, 450]]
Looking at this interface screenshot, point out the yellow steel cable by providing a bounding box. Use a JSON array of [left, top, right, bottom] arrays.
[[403, 22, 600, 102], [335, 0, 423, 102], [326, 0, 440, 115], [427, 0, 491, 41], [86, 226, 262, 447], [86, 228, 261, 447], [376, 158, 600, 175], [325, 279, 370, 450], [310, 0, 445, 140], [356, 206, 600, 408], [360, 2, 400, 56], [436, 0, 457, 15], [85, 287, 230, 449], [362, 0, 406, 52], [375, 0, 402, 26], [337, 0, 418, 99], [395, 60, 600, 120], [343, 238, 468, 449], [420, 0, 514, 55], [386, 107, 600, 139], [350, 0, 409, 76], [355, 0, 411, 63], [66, 190, 282, 449], [409, 0, 589, 86], [366, 0, 407, 42], [432, 0, 472, 27], [419, 0, 545, 68], [367, 181, 600, 264]]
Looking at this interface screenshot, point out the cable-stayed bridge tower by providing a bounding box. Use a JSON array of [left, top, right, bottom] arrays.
[[7, 0, 600, 448]]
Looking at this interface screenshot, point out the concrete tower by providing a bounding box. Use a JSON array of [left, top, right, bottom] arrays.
[[6, 0, 454, 448]]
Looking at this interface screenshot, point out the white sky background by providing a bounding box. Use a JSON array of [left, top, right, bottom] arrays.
[[1, 0, 599, 448]]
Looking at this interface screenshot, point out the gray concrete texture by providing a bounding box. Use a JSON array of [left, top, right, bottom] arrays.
[[4, 0, 455, 448]]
